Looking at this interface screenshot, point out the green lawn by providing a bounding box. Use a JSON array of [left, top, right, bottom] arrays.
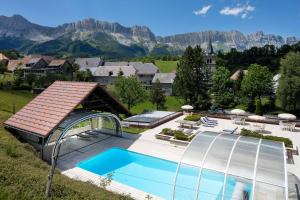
[[131, 96, 183, 114], [0, 90, 34, 113], [0, 89, 132, 199], [155, 60, 178, 73]]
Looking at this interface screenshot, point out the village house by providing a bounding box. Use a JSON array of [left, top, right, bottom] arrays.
[[130, 62, 160, 87], [74, 57, 103, 74], [23, 58, 49, 77], [93, 65, 136, 85], [0, 53, 9, 63], [91, 61, 160, 87], [152, 72, 176, 95]]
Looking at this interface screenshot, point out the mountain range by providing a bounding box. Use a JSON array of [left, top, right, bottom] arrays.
[[0, 14, 299, 58]]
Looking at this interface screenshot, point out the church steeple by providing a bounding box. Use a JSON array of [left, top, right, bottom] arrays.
[[207, 34, 214, 55]]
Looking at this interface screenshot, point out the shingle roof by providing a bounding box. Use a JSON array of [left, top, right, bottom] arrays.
[[4, 81, 130, 137], [75, 58, 102, 69], [48, 59, 67, 67], [7, 60, 23, 71], [4, 81, 97, 136], [27, 58, 42, 65], [94, 65, 136, 77], [6, 56, 33, 71], [152, 73, 176, 84], [103, 61, 129, 66], [130, 62, 159, 75]]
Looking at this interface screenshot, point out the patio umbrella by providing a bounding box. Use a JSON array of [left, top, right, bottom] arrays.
[[278, 113, 296, 120], [248, 115, 266, 121], [181, 105, 194, 110], [230, 109, 246, 115]]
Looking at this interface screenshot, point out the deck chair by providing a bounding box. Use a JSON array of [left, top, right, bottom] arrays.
[[204, 116, 218, 123], [200, 118, 216, 127]]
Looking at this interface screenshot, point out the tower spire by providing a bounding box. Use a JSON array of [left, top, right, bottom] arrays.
[[207, 33, 214, 54]]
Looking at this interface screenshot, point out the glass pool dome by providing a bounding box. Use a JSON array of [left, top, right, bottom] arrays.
[[172, 131, 288, 200]]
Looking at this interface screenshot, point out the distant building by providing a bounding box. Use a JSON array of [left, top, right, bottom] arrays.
[[204, 36, 216, 72], [0, 53, 9, 61], [23, 58, 49, 77], [74, 57, 103, 74], [47, 59, 73, 74], [0, 53, 9, 68], [92, 61, 160, 87], [130, 62, 159, 86], [152, 73, 176, 95], [7, 55, 33, 72], [94, 65, 137, 85]]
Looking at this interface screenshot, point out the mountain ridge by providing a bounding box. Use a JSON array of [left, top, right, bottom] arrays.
[[0, 14, 299, 58]]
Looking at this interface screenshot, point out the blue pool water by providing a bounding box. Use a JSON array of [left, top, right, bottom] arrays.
[[77, 148, 252, 199]]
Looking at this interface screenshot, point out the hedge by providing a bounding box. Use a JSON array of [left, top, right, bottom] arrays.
[[184, 114, 202, 121], [240, 129, 293, 147]]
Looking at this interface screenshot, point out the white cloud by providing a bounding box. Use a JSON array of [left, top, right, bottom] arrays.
[[220, 4, 255, 19], [194, 5, 213, 16]]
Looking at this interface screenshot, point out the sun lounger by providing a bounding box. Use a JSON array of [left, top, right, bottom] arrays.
[[222, 127, 238, 134], [200, 118, 216, 127], [204, 116, 218, 123], [203, 118, 218, 125]]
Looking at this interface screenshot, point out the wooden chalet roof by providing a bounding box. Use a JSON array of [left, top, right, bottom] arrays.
[[4, 81, 130, 137]]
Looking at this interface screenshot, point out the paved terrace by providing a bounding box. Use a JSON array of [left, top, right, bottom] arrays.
[[58, 115, 300, 200]]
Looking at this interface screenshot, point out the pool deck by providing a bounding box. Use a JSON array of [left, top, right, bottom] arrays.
[[59, 115, 300, 200]]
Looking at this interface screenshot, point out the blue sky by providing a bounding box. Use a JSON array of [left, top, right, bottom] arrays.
[[0, 0, 299, 37]]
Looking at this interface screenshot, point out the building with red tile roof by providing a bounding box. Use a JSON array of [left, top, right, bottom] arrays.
[[4, 81, 130, 150]]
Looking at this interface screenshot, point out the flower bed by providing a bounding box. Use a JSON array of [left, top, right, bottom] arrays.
[[184, 114, 202, 121], [155, 128, 196, 145]]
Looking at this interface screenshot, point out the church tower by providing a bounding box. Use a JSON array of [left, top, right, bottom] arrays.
[[205, 34, 216, 72]]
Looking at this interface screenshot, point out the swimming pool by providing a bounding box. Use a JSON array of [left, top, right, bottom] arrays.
[[77, 148, 251, 199]]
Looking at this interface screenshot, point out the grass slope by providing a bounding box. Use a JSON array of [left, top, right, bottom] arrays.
[[0, 90, 132, 200], [155, 60, 178, 73]]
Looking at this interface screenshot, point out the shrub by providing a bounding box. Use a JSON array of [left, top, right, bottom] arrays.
[[240, 129, 263, 138], [240, 129, 293, 147], [161, 128, 174, 136], [174, 131, 189, 141], [5, 142, 19, 158], [184, 114, 202, 121], [264, 136, 293, 148]]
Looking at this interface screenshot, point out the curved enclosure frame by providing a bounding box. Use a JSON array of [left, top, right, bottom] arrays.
[[43, 111, 123, 162], [172, 131, 288, 200], [45, 111, 123, 197]]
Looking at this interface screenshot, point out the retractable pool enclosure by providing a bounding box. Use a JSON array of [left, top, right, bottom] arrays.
[[172, 131, 288, 200]]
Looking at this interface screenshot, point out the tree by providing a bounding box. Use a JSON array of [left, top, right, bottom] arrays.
[[115, 75, 146, 110], [210, 66, 234, 107], [277, 52, 300, 112], [150, 79, 166, 109], [0, 60, 7, 74], [241, 64, 273, 112], [174, 45, 211, 109], [75, 69, 93, 82], [25, 73, 37, 88]]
